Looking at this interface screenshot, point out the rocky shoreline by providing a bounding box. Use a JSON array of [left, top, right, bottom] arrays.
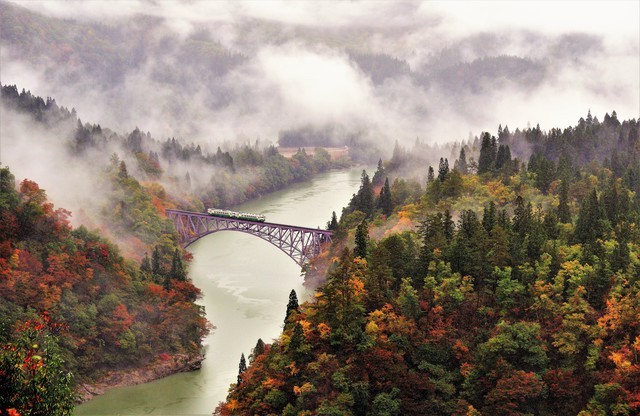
[[76, 353, 204, 403]]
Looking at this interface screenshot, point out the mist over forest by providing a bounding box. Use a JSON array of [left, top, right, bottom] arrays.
[[1, 2, 640, 414], [1, 0, 638, 151]]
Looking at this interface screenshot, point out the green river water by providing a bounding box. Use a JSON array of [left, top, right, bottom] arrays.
[[75, 167, 365, 416]]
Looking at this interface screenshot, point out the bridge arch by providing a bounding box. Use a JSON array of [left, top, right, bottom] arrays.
[[166, 209, 332, 267]]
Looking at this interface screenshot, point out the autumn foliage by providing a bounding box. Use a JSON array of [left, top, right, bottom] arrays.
[[219, 114, 640, 415], [0, 167, 208, 413]]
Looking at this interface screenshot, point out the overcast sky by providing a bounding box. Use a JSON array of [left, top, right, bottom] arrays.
[[3, 0, 639, 146]]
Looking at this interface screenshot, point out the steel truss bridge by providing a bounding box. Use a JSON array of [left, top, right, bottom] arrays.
[[166, 209, 333, 267]]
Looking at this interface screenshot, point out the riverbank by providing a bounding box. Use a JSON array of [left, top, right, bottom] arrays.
[[76, 353, 204, 403]]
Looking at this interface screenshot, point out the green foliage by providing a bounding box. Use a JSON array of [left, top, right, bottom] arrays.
[[0, 316, 75, 416], [354, 220, 369, 259], [214, 114, 640, 415], [285, 289, 299, 324]]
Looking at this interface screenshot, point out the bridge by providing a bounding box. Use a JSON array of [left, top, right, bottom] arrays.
[[166, 209, 333, 267]]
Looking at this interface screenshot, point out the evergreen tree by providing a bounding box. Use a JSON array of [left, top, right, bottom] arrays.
[[354, 219, 369, 259], [456, 147, 468, 174], [438, 158, 449, 182], [379, 177, 393, 216], [358, 170, 375, 218], [288, 322, 305, 354], [285, 289, 299, 324], [140, 252, 151, 273], [478, 132, 497, 174], [372, 158, 386, 186], [513, 196, 532, 236], [482, 201, 497, 234], [557, 179, 571, 223], [169, 248, 186, 282], [118, 160, 128, 179], [237, 353, 247, 385], [427, 166, 435, 184], [443, 209, 455, 242], [152, 245, 161, 276], [250, 338, 265, 363], [574, 189, 606, 246], [327, 211, 339, 231]]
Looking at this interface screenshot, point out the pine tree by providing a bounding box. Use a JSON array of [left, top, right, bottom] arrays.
[[152, 245, 161, 276], [354, 219, 369, 259], [438, 158, 449, 182], [574, 189, 606, 246], [557, 180, 571, 223], [357, 170, 375, 218], [250, 338, 265, 363], [427, 166, 435, 184], [169, 248, 186, 281], [237, 353, 247, 385], [372, 158, 386, 186], [478, 132, 497, 174], [285, 289, 299, 324], [140, 252, 151, 273], [379, 177, 393, 216], [456, 147, 468, 174], [327, 211, 339, 231], [482, 201, 497, 234], [443, 209, 455, 242]]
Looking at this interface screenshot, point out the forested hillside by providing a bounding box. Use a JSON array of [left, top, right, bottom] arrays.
[[0, 166, 208, 413], [0, 84, 351, 414], [218, 113, 640, 415]]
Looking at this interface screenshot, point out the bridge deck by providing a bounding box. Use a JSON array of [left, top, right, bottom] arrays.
[[166, 209, 332, 267], [166, 209, 331, 234]]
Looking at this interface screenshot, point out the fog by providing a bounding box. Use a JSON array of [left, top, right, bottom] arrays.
[[0, 0, 638, 221], [1, 0, 638, 149]]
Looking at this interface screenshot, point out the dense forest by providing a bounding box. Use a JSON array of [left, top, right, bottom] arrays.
[[0, 84, 351, 415], [218, 113, 640, 415]]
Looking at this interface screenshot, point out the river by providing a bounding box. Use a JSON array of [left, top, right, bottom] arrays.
[[75, 167, 365, 416]]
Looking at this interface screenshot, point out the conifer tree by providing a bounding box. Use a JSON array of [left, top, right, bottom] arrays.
[[152, 245, 161, 276], [557, 179, 571, 223], [140, 252, 151, 273], [354, 219, 369, 259], [237, 353, 247, 385], [327, 211, 339, 231], [456, 147, 468, 174], [427, 166, 435, 184], [482, 201, 497, 234], [379, 177, 393, 216], [574, 189, 606, 246], [372, 158, 386, 186], [438, 158, 449, 182], [285, 289, 299, 324], [357, 170, 375, 218], [478, 132, 497, 174], [170, 248, 186, 281], [250, 338, 265, 363]]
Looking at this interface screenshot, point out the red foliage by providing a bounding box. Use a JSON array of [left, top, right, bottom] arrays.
[[485, 371, 546, 416]]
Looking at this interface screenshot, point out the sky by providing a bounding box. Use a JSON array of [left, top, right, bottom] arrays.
[[2, 0, 639, 146]]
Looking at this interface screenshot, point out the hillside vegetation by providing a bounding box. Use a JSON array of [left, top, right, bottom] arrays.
[[218, 112, 640, 416]]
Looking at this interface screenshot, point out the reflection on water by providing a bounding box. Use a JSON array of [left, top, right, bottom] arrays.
[[75, 167, 365, 415]]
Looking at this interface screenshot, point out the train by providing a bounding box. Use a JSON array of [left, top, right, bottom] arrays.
[[207, 208, 266, 222]]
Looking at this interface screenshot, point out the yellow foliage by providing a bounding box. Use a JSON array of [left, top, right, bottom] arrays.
[[262, 377, 284, 390], [349, 277, 366, 297], [317, 322, 331, 339], [226, 399, 239, 411], [610, 350, 632, 370], [298, 319, 312, 335], [288, 361, 299, 376], [294, 382, 315, 396], [365, 320, 379, 335]]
